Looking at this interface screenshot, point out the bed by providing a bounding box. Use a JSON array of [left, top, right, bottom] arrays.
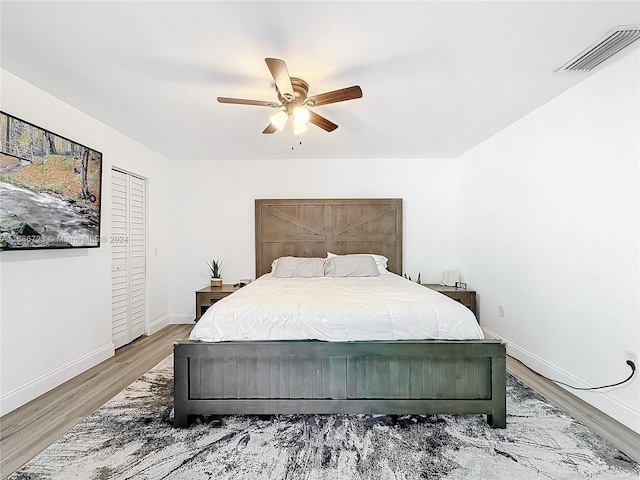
[[173, 198, 506, 428]]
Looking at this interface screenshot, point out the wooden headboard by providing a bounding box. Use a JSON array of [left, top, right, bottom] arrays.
[[255, 198, 402, 277]]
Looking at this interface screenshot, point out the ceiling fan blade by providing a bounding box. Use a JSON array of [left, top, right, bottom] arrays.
[[217, 97, 279, 107], [308, 111, 338, 132], [262, 123, 278, 134], [265, 58, 295, 101], [307, 85, 362, 107]]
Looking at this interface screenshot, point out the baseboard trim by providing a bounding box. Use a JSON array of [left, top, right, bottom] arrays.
[[482, 327, 640, 435], [147, 315, 170, 335], [170, 314, 195, 325], [0, 343, 115, 416]]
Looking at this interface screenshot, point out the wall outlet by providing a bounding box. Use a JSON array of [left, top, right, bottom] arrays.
[[498, 304, 505, 317], [625, 349, 637, 366]]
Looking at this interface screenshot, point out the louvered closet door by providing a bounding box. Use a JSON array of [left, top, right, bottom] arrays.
[[128, 175, 146, 340], [111, 169, 146, 349], [111, 170, 128, 349]]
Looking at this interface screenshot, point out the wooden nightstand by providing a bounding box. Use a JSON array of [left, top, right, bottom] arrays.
[[423, 284, 477, 318], [195, 284, 239, 321]]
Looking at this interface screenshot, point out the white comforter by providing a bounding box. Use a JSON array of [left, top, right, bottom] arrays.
[[190, 273, 484, 342]]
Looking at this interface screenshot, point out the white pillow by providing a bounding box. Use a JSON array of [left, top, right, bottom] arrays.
[[324, 255, 379, 277], [272, 257, 326, 278], [327, 252, 389, 274]]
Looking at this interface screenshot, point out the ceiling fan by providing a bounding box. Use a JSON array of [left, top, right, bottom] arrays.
[[217, 58, 363, 135]]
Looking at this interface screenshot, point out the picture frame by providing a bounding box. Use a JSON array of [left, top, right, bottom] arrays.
[[0, 111, 103, 251]]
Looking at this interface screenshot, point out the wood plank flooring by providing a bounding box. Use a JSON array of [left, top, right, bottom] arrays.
[[0, 324, 192, 479], [506, 356, 640, 462], [1, 325, 638, 478]]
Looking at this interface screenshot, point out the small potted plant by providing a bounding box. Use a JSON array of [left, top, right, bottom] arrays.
[[207, 258, 223, 287]]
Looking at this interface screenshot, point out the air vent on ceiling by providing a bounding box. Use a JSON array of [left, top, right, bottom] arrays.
[[556, 25, 640, 72]]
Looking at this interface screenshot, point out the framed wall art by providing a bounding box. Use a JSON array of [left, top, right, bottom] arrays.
[[0, 111, 103, 251]]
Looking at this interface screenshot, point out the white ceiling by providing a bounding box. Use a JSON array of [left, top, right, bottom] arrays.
[[1, 1, 638, 160]]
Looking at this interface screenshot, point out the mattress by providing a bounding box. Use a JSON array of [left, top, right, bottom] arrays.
[[190, 273, 483, 342]]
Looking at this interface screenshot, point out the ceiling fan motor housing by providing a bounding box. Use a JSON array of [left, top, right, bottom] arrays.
[[277, 77, 313, 111]]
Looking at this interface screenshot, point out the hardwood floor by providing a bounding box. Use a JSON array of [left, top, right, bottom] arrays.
[[1, 326, 638, 478], [0, 324, 192, 479], [506, 356, 640, 463]]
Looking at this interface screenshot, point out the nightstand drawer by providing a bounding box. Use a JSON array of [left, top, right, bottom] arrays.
[[195, 285, 239, 321], [443, 292, 474, 309], [199, 292, 229, 303], [422, 284, 477, 319]]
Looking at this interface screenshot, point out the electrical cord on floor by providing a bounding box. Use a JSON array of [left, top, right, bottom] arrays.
[[525, 360, 636, 391]]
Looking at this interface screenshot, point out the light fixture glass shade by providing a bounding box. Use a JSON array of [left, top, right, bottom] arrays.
[[292, 106, 310, 124], [293, 122, 308, 135], [270, 110, 289, 130]]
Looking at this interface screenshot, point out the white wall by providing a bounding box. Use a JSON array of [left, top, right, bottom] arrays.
[[167, 157, 461, 321], [457, 53, 640, 432], [0, 70, 171, 415]]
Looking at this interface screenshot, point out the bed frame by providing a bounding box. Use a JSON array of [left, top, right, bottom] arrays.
[[174, 198, 506, 428]]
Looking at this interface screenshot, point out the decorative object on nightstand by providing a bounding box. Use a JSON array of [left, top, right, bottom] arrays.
[[207, 258, 223, 287], [403, 272, 421, 283], [423, 283, 477, 319], [441, 269, 460, 287], [195, 284, 239, 321]]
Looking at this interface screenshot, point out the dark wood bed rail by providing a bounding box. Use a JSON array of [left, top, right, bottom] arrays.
[[174, 339, 506, 428]]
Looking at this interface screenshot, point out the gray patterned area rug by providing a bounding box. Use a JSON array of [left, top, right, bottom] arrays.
[[10, 356, 638, 480]]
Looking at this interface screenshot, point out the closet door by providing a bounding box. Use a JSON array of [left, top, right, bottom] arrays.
[[111, 169, 146, 349]]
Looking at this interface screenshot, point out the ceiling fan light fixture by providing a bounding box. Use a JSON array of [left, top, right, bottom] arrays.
[[292, 106, 310, 124], [270, 110, 289, 130], [293, 122, 308, 135]]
